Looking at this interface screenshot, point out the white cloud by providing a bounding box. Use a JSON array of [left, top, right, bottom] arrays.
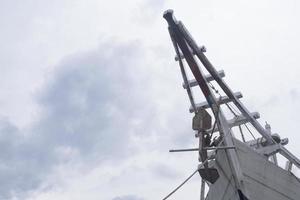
[[0, 0, 299, 200]]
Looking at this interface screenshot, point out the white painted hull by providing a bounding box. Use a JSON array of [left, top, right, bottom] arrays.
[[206, 140, 300, 200]]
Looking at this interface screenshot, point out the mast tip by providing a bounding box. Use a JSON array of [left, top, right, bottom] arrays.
[[163, 9, 174, 22]]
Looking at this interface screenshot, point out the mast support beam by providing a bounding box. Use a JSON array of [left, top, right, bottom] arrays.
[[183, 70, 225, 89], [207, 112, 260, 133], [190, 92, 242, 113]]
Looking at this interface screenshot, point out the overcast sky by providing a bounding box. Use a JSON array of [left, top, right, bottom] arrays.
[[0, 0, 300, 199]]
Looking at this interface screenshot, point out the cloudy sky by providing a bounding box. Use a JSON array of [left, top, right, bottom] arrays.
[[1, 0, 300, 199]]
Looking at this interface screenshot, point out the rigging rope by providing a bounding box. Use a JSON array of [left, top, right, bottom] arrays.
[[162, 125, 235, 200], [244, 124, 256, 140], [162, 168, 199, 200], [163, 82, 261, 200], [208, 82, 249, 142], [225, 103, 238, 117], [238, 125, 246, 142]]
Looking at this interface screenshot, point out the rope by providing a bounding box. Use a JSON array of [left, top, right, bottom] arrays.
[[162, 168, 199, 200], [208, 82, 238, 117], [208, 82, 221, 98], [227, 102, 241, 115], [225, 103, 238, 117], [162, 125, 235, 200], [208, 98, 221, 137], [208, 82, 256, 141], [207, 82, 221, 137], [244, 124, 256, 140], [238, 125, 246, 142], [163, 82, 256, 200]]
